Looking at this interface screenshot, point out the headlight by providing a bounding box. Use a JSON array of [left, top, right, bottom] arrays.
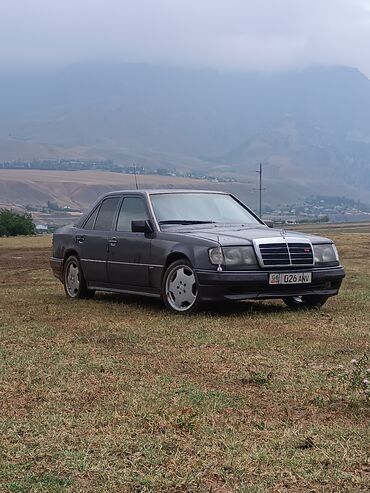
[[313, 243, 339, 264], [209, 246, 257, 266]]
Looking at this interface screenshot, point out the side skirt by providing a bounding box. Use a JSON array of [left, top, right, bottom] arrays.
[[88, 284, 162, 299]]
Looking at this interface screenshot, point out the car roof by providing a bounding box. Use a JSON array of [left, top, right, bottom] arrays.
[[103, 189, 228, 197]]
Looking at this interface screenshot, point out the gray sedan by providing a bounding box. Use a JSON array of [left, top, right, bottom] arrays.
[[50, 190, 345, 313]]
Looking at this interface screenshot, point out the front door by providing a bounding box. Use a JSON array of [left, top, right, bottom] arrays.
[[78, 196, 121, 285], [107, 196, 152, 289]]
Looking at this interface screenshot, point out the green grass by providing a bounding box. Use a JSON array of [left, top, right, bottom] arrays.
[[0, 228, 369, 492]]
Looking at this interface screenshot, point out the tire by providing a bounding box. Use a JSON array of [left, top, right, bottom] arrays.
[[283, 295, 329, 310], [162, 259, 201, 314], [63, 255, 94, 299]]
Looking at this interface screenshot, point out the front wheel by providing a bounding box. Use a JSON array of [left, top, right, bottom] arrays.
[[283, 295, 329, 310], [162, 260, 201, 314], [63, 255, 94, 299]]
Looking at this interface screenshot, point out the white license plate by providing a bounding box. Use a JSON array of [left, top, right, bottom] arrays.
[[269, 272, 312, 285]]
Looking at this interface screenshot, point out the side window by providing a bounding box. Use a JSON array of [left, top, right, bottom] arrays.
[[94, 197, 120, 231], [83, 206, 98, 230], [116, 197, 148, 232]]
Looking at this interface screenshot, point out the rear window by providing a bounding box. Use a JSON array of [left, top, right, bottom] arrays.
[[83, 207, 98, 230], [94, 197, 120, 231]]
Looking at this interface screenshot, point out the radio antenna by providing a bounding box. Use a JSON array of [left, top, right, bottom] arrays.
[[133, 163, 139, 190]]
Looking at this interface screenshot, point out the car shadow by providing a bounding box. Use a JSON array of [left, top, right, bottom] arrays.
[[95, 292, 164, 312], [94, 292, 287, 316], [202, 300, 287, 316]]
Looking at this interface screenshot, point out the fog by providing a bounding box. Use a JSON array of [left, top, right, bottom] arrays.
[[1, 0, 370, 75]]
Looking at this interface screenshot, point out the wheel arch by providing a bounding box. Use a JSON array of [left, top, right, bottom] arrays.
[[62, 249, 79, 271], [164, 251, 191, 270], [160, 250, 194, 287]]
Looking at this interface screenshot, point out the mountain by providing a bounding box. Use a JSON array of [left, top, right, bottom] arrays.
[[0, 62, 370, 204], [218, 115, 370, 199]]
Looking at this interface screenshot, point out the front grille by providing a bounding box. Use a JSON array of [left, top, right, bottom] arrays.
[[287, 242, 314, 265], [259, 243, 290, 265], [254, 238, 314, 267]]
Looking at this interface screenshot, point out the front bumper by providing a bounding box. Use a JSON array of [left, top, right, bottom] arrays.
[[195, 266, 345, 301]]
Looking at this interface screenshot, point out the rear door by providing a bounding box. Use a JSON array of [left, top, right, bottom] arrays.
[[78, 196, 121, 285], [107, 195, 152, 289]]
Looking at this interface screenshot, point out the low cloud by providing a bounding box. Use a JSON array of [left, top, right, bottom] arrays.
[[1, 0, 370, 75]]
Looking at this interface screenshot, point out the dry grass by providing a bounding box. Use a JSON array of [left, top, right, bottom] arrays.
[[0, 170, 213, 211], [0, 226, 369, 492]]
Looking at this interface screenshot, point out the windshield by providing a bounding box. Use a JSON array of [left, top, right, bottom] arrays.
[[150, 193, 260, 226]]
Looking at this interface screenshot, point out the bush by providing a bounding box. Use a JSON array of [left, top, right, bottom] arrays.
[[0, 209, 36, 236], [328, 353, 370, 403]]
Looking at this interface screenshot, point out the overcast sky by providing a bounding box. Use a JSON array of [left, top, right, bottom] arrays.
[[1, 0, 370, 76]]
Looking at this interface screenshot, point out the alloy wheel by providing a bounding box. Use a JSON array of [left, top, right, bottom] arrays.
[[65, 261, 80, 297], [165, 264, 198, 312]]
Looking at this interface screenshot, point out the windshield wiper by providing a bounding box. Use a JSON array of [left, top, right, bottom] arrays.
[[159, 220, 216, 225]]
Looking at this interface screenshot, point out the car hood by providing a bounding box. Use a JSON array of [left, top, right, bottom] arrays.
[[174, 225, 331, 246]]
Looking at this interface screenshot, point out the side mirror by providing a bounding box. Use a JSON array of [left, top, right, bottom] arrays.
[[131, 220, 153, 234], [264, 220, 274, 228]]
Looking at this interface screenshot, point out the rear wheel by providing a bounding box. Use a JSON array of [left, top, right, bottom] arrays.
[[162, 259, 200, 314], [63, 255, 94, 299], [283, 295, 329, 310]]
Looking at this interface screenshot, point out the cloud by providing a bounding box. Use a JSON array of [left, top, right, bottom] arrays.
[[1, 0, 370, 75]]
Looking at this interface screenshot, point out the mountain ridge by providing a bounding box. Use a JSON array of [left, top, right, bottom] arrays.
[[0, 62, 369, 203]]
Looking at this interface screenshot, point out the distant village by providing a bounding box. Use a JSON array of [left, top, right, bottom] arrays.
[[1, 159, 369, 230], [0, 159, 237, 183], [266, 197, 370, 224]]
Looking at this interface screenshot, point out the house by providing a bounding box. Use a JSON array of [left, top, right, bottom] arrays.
[[35, 224, 48, 234]]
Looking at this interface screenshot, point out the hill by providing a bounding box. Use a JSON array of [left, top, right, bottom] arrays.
[[0, 63, 370, 203], [0, 170, 215, 210], [0, 169, 347, 213]]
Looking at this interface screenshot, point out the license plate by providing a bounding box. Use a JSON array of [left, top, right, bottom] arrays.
[[269, 272, 312, 285]]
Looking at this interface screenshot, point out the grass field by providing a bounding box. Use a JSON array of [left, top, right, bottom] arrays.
[[0, 226, 369, 492]]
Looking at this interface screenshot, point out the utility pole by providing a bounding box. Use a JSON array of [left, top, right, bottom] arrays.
[[255, 162, 265, 218], [133, 163, 139, 190]]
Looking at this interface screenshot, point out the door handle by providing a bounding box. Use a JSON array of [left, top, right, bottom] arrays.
[[108, 237, 118, 246], [76, 235, 85, 244]]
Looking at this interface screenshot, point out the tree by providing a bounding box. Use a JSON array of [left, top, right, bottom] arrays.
[[47, 200, 60, 211], [0, 209, 36, 236]]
